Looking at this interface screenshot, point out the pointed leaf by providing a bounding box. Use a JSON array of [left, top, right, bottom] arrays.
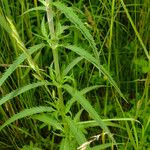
[[0, 106, 55, 131], [53, 2, 98, 58], [0, 81, 49, 106], [63, 84, 114, 141], [0, 44, 44, 86], [32, 114, 63, 131], [62, 56, 83, 76], [63, 45, 126, 101], [65, 116, 87, 145]]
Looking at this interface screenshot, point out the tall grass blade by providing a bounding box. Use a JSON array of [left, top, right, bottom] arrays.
[[77, 118, 139, 129], [120, 0, 150, 60]]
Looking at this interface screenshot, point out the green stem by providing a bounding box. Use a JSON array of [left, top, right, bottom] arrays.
[[45, 0, 64, 109], [104, 0, 115, 116]]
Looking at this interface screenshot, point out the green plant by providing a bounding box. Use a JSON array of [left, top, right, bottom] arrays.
[[0, 0, 150, 149]]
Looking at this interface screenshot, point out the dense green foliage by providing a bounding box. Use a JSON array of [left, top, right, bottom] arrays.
[[0, 0, 150, 149]]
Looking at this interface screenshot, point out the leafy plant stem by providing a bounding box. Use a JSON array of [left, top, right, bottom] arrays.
[[45, 0, 64, 110]]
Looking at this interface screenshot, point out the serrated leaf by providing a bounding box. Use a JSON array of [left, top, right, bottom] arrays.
[[65, 116, 87, 145], [0, 82, 49, 106], [63, 44, 127, 101], [32, 114, 63, 131], [0, 44, 44, 86], [62, 56, 83, 76], [65, 85, 102, 114], [0, 106, 55, 131], [53, 2, 99, 59], [60, 137, 77, 150], [41, 17, 48, 38], [22, 6, 46, 16], [63, 84, 114, 142], [56, 23, 69, 38]]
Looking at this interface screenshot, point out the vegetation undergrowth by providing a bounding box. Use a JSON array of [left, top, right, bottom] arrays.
[[0, 0, 150, 149]]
